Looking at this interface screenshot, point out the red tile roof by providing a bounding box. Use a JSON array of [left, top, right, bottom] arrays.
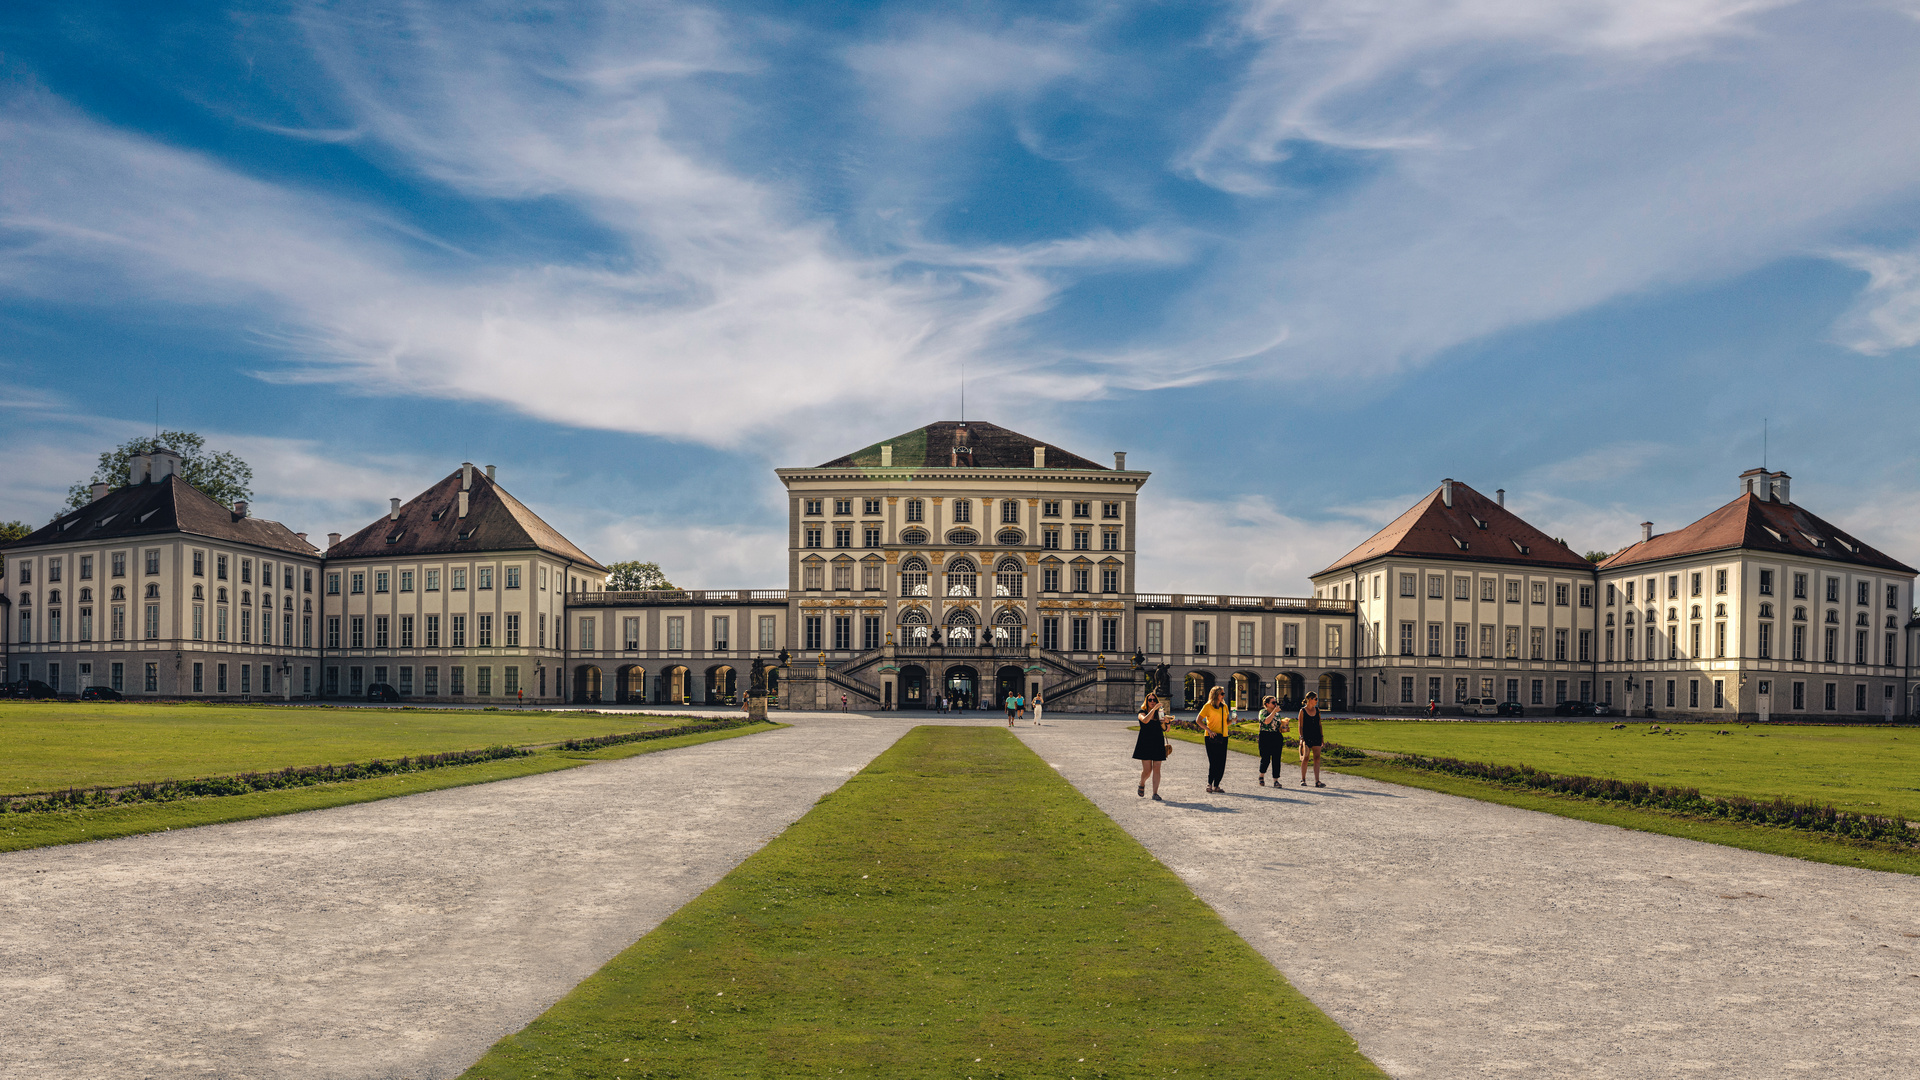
[[2, 474, 317, 557], [1316, 481, 1593, 576], [1598, 493, 1914, 574]]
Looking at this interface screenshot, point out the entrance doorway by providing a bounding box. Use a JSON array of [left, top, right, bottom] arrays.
[[573, 665, 603, 704], [944, 665, 979, 710], [1318, 672, 1348, 711], [899, 665, 926, 709], [996, 666, 1024, 708]]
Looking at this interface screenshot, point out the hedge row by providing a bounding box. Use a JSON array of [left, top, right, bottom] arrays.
[[3, 745, 531, 815], [1381, 752, 1917, 846], [557, 717, 763, 752]]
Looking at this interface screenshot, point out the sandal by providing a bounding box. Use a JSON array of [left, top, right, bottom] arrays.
[[1138, 784, 1146, 797]]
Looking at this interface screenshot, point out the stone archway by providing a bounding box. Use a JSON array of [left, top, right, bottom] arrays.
[[573, 665, 603, 704]]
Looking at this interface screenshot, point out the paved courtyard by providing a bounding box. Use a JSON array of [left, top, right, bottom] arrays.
[[3, 715, 1917, 1079]]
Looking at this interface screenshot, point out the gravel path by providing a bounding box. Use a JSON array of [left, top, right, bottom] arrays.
[[1019, 722, 1920, 1079], [0, 718, 926, 1080]]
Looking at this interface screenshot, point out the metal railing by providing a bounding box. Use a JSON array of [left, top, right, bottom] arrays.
[[1132, 594, 1356, 613], [565, 588, 788, 605]]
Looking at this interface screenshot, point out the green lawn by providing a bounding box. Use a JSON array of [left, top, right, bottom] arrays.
[[1, 721, 785, 853], [462, 726, 1385, 1080], [0, 702, 709, 792], [1326, 720, 1920, 820]]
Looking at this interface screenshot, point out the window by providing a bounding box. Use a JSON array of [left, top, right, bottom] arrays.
[[1531, 582, 1546, 604], [1823, 682, 1837, 710], [1855, 580, 1870, 606], [1455, 576, 1471, 600], [905, 499, 924, 522], [1689, 622, 1701, 658], [1824, 627, 1837, 663], [1504, 626, 1519, 659], [995, 562, 1024, 598], [1042, 565, 1060, 593], [1606, 583, 1616, 606], [1554, 628, 1568, 661], [833, 498, 852, 516], [1147, 620, 1164, 654], [1757, 620, 1772, 659], [1072, 528, 1091, 551], [1071, 567, 1091, 593], [760, 615, 777, 650], [803, 615, 822, 650], [1454, 623, 1468, 657], [1428, 574, 1443, 599], [538, 612, 547, 647], [451, 568, 467, 590], [1888, 632, 1899, 667], [346, 571, 364, 595], [1070, 617, 1090, 652], [1480, 624, 1494, 659], [1073, 501, 1092, 518], [1101, 567, 1119, 593], [449, 666, 465, 696], [1555, 584, 1570, 606], [1505, 678, 1520, 704], [1399, 621, 1414, 656], [863, 615, 882, 650], [1529, 626, 1545, 660], [834, 527, 852, 549], [572, 616, 589, 651], [952, 499, 971, 524], [832, 561, 854, 590], [1759, 569, 1774, 595], [450, 614, 467, 648], [477, 614, 493, 648], [803, 562, 824, 590], [1042, 500, 1060, 517], [667, 616, 685, 650], [424, 614, 440, 648], [477, 567, 493, 590], [1578, 585, 1592, 607], [1855, 629, 1868, 664], [1715, 622, 1727, 658], [1043, 529, 1061, 550], [804, 527, 823, 549], [1578, 628, 1592, 662], [713, 616, 730, 651], [1192, 622, 1210, 656], [1826, 576, 1840, 602], [325, 572, 340, 595], [1042, 616, 1060, 651], [863, 527, 881, 549], [1101, 529, 1120, 552], [1100, 617, 1119, 653], [1401, 676, 1415, 703], [501, 565, 519, 590], [863, 560, 883, 591], [804, 498, 823, 516], [1399, 573, 1416, 597], [375, 615, 389, 648], [1422, 622, 1438, 656], [349, 615, 365, 649], [832, 615, 852, 650], [1792, 624, 1805, 661], [1238, 622, 1255, 656], [1506, 580, 1521, 603], [1482, 578, 1496, 602]]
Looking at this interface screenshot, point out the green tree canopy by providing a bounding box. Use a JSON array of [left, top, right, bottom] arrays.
[[0, 519, 30, 573], [605, 560, 675, 591], [1584, 550, 1612, 564], [65, 431, 254, 514]]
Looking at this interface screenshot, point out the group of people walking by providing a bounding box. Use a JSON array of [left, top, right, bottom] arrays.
[[1003, 691, 1043, 726], [1131, 687, 1324, 800]]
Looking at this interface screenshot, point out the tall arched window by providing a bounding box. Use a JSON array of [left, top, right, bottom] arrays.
[[993, 606, 1025, 646], [901, 557, 929, 596], [946, 608, 977, 643], [946, 559, 978, 597], [994, 558, 1024, 598], [900, 607, 931, 645]]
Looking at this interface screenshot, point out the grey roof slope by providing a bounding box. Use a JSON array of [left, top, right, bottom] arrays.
[[1316, 481, 1593, 576], [0, 475, 317, 557], [815, 421, 1110, 471], [326, 468, 605, 571], [1598, 493, 1915, 575]]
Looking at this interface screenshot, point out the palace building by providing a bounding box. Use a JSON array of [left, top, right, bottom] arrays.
[[4, 423, 1914, 720]]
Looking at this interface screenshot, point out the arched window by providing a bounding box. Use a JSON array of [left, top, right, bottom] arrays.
[[994, 559, 1024, 598], [112, 585, 126, 601], [993, 606, 1025, 646], [1855, 611, 1870, 626], [1758, 602, 1773, 618], [946, 608, 977, 643], [1624, 609, 1635, 625], [946, 559, 978, 597], [1714, 603, 1725, 618], [79, 587, 93, 602], [218, 587, 229, 603], [241, 590, 252, 607], [48, 589, 60, 605], [1793, 606, 1806, 621], [1826, 609, 1839, 624], [901, 557, 929, 596], [145, 583, 159, 599], [900, 607, 931, 644], [900, 528, 928, 545], [995, 529, 1023, 546], [946, 529, 978, 545], [284, 594, 293, 610]]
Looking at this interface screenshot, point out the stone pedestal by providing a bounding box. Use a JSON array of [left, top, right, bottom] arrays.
[[746, 694, 769, 722]]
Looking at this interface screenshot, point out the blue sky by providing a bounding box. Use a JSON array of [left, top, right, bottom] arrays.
[[3, 0, 1917, 591]]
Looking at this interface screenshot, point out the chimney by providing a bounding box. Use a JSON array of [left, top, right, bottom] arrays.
[[148, 447, 181, 482], [389, 498, 401, 521], [1738, 467, 1768, 498], [880, 444, 893, 467], [1033, 446, 1046, 468], [1114, 451, 1127, 471], [327, 532, 341, 547], [1769, 471, 1791, 505], [90, 483, 109, 503], [461, 462, 474, 490], [484, 464, 495, 482], [128, 454, 150, 486], [1495, 488, 1505, 507], [234, 500, 249, 518], [1441, 478, 1454, 508], [1641, 522, 1653, 543], [458, 490, 469, 518], [295, 532, 308, 544]]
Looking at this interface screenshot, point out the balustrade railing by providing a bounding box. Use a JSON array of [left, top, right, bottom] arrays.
[[565, 588, 788, 605]]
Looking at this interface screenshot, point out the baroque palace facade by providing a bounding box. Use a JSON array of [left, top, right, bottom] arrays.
[[4, 423, 1916, 720]]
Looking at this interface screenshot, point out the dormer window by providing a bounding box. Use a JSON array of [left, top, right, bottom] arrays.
[[1511, 540, 1530, 554], [1470, 516, 1488, 529], [1452, 536, 1469, 550]]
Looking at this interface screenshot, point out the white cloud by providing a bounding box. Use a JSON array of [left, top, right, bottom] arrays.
[[1135, 492, 1377, 594], [1829, 246, 1920, 354]]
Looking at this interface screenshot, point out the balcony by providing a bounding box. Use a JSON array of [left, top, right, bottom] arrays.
[[564, 589, 789, 606]]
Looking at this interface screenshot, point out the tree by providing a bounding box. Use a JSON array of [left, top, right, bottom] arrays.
[[0, 519, 29, 575], [65, 431, 254, 513], [605, 560, 675, 591], [1584, 550, 1612, 564]]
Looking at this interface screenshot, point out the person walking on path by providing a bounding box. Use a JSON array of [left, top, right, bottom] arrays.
[[1133, 692, 1169, 800], [1015, 693, 1025, 721], [1005, 690, 1018, 727], [1199, 685, 1233, 793], [1298, 691, 1326, 788], [1032, 693, 1044, 724], [1256, 695, 1289, 787]]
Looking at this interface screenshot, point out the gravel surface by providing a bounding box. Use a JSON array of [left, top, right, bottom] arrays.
[[1020, 722, 1920, 1079], [0, 719, 925, 1080]]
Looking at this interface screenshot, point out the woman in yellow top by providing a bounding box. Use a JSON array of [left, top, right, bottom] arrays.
[[1198, 685, 1233, 793]]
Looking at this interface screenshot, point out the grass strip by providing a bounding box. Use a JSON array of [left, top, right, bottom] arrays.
[[1172, 729, 1920, 876], [461, 726, 1386, 1080], [0, 722, 784, 854]]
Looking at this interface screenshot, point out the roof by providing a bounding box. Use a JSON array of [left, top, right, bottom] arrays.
[[1315, 481, 1593, 577], [1597, 493, 1915, 575], [326, 467, 606, 570], [0, 474, 318, 558], [815, 421, 1109, 471]]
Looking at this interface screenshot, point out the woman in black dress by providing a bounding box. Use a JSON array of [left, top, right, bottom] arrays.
[[1256, 695, 1289, 787], [1133, 692, 1169, 801], [1298, 691, 1326, 788]]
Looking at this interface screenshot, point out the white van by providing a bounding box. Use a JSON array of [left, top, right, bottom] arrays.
[[1462, 697, 1499, 717]]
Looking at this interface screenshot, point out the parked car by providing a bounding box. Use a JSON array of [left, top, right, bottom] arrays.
[[80, 686, 125, 701], [1461, 696, 1500, 716], [1553, 700, 1595, 716], [1590, 703, 1615, 717], [1495, 701, 1526, 717], [366, 683, 401, 703], [3, 679, 60, 699]]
